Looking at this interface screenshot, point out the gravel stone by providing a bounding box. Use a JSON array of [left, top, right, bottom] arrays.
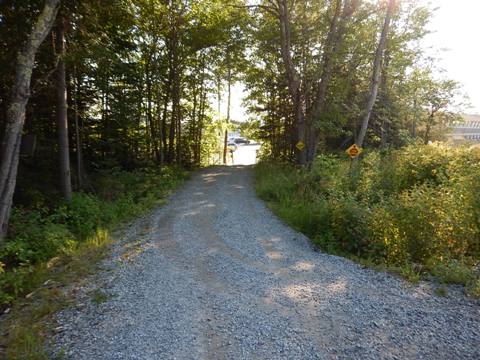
[[53, 166, 480, 359]]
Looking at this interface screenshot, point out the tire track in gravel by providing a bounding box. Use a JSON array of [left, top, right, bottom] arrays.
[[207, 165, 336, 354], [53, 166, 480, 360], [192, 173, 332, 357]]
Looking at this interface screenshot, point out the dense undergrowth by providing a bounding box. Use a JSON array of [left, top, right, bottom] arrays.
[[0, 166, 189, 307], [0, 166, 189, 359], [255, 143, 480, 296]]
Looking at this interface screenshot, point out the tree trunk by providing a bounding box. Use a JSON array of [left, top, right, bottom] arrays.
[[424, 109, 435, 144], [380, 49, 390, 148], [191, 73, 198, 163], [412, 97, 418, 138], [197, 91, 205, 165], [223, 58, 232, 165], [176, 98, 182, 163], [308, 0, 356, 162], [56, 16, 72, 202], [73, 65, 84, 189], [277, 0, 306, 165], [216, 73, 222, 114], [0, 0, 60, 242], [145, 59, 160, 162], [167, 19, 180, 163], [357, 0, 395, 148], [156, 92, 164, 165], [161, 76, 171, 162], [196, 66, 206, 165], [169, 67, 180, 162]]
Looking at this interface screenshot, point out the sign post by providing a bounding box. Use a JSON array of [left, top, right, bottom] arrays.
[[227, 143, 237, 165]]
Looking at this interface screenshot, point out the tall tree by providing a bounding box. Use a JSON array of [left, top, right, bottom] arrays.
[[357, 0, 395, 147], [272, 0, 357, 164], [222, 59, 232, 164], [307, 0, 357, 162], [55, 14, 72, 201], [0, 0, 60, 242], [277, 0, 306, 164]]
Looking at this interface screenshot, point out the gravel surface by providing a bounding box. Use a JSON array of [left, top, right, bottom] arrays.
[[53, 166, 480, 359]]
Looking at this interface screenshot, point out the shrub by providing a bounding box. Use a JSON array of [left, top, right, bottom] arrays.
[[329, 193, 370, 255], [255, 143, 480, 292], [369, 203, 404, 263], [1, 210, 74, 266], [0, 165, 189, 306], [389, 144, 451, 190], [67, 193, 102, 239]]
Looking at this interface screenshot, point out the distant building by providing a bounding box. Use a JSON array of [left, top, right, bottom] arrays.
[[449, 114, 480, 143]]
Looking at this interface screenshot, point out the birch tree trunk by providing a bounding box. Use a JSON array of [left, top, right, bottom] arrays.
[[357, 0, 395, 148], [0, 0, 60, 242], [56, 15, 73, 202]]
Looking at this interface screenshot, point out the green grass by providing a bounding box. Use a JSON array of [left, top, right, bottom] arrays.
[[468, 279, 480, 298], [430, 260, 476, 285], [399, 264, 422, 284], [89, 289, 111, 304], [434, 285, 449, 297], [0, 231, 112, 359]]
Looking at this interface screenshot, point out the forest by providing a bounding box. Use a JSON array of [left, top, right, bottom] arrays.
[[0, 0, 478, 333]]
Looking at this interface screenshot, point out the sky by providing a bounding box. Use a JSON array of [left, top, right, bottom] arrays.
[[425, 0, 480, 114], [217, 83, 248, 123], [220, 0, 480, 122]]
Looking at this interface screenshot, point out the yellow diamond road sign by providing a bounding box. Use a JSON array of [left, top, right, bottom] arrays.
[[346, 144, 362, 158], [296, 141, 305, 151]]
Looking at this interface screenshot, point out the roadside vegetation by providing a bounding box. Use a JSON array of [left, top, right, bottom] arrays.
[[0, 166, 188, 359], [0, 0, 476, 356], [255, 143, 480, 297]]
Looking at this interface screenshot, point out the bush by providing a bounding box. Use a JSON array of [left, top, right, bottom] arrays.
[[329, 193, 370, 255], [1, 210, 74, 266], [67, 193, 102, 239], [255, 143, 480, 294], [0, 166, 189, 306]]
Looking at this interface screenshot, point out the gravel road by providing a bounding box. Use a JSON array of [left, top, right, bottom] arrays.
[[54, 166, 480, 359]]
